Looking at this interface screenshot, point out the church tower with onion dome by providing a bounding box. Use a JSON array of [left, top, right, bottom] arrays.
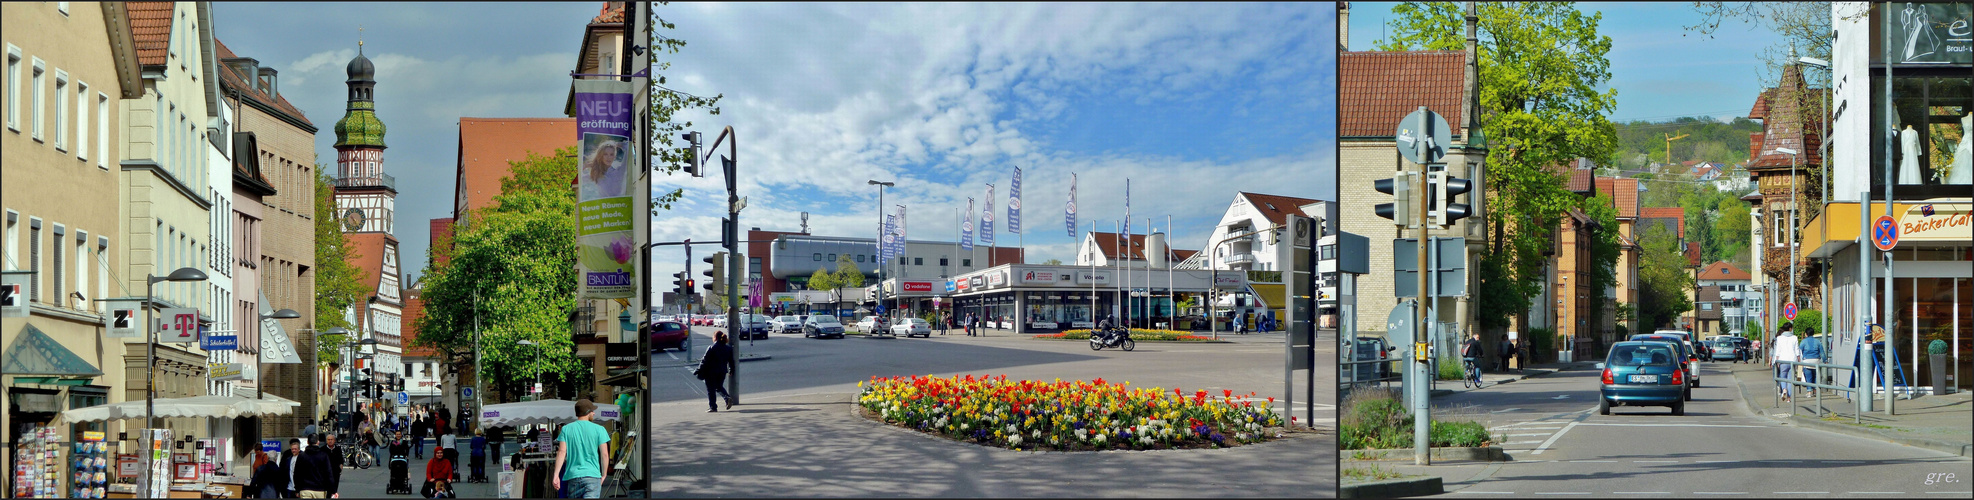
[[331, 39, 406, 400]]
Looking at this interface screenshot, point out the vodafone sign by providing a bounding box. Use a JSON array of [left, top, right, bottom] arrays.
[[901, 281, 934, 292]]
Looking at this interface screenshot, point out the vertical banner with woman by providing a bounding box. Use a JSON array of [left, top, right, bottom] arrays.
[[574, 79, 638, 299]]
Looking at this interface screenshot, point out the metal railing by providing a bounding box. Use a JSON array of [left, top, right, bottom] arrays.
[[1773, 359, 1863, 424], [1339, 357, 1402, 402], [334, 173, 396, 190]]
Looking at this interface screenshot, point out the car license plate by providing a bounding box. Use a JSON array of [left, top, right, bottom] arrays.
[[1627, 375, 1658, 383]]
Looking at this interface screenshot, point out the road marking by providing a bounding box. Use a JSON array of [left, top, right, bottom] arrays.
[[1692, 492, 1748, 495], [1567, 460, 1617, 463], [1631, 460, 1679, 463], [1694, 460, 1738, 463], [1533, 493, 1590, 496], [1771, 493, 1830, 495], [1530, 421, 1578, 455], [1452, 492, 1518, 495], [1506, 433, 1552, 437], [1760, 460, 1803, 463], [1504, 441, 1545, 445], [1551, 395, 1572, 399], [1573, 422, 1765, 428], [1847, 493, 1904, 495], [1613, 492, 1671, 495], [1923, 492, 1974, 495]]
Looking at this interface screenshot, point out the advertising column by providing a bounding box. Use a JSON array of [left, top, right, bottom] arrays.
[[574, 79, 638, 300]]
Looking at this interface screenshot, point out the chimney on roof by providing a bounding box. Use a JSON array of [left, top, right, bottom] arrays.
[[1338, 2, 1349, 51], [258, 67, 278, 100]]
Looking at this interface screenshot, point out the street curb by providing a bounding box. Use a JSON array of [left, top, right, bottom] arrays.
[[1732, 366, 1972, 457], [1345, 446, 1506, 462], [1338, 474, 1442, 498], [1429, 368, 1560, 398]]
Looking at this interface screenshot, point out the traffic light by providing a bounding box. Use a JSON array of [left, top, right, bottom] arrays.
[[672, 272, 689, 295], [680, 131, 703, 177], [702, 252, 727, 295], [1373, 175, 1412, 224], [1430, 171, 1474, 227]]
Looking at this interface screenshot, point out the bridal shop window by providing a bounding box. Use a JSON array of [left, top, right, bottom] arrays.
[[1870, 2, 1972, 197]]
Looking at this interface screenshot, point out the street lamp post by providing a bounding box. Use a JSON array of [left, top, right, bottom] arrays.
[[869, 180, 895, 324], [1776, 146, 1801, 317], [143, 267, 209, 431]]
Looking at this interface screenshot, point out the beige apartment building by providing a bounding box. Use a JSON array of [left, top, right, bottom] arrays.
[[1, 0, 143, 490]]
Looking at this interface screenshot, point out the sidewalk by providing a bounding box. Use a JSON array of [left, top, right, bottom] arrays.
[[1730, 360, 1972, 457], [332, 446, 500, 498], [1428, 360, 1592, 397]]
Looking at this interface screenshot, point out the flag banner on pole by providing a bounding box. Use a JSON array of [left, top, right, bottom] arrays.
[[1123, 178, 1131, 236], [1066, 173, 1077, 238], [962, 198, 975, 251], [896, 204, 908, 260], [982, 184, 996, 246], [883, 214, 898, 264], [573, 79, 638, 299], [257, 291, 303, 364], [1008, 167, 1022, 234]]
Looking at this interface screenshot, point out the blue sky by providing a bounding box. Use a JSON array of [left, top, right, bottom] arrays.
[[1348, 2, 1792, 123], [217, 3, 1338, 286]]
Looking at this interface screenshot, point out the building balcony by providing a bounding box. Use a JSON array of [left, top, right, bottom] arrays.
[[334, 173, 396, 190], [1224, 253, 1256, 267]]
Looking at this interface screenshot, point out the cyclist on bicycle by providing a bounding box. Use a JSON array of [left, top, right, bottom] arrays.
[[1461, 331, 1485, 387]]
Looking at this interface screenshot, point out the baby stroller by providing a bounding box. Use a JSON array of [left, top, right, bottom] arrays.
[[386, 450, 412, 495], [466, 446, 489, 483]]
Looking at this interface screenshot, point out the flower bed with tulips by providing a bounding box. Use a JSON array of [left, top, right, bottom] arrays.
[[857, 374, 1288, 451], [1032, 329, 1220, 341]]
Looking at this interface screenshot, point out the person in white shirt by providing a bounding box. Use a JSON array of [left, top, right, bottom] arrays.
[[1771, 323, 1801, 401]]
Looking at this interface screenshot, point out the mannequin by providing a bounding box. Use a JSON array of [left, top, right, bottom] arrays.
[[1949, 113, 1971, 185], [1899, 125, 1922, 185]]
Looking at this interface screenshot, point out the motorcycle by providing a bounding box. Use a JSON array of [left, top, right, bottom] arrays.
[[1089, 326, 1135, 351]]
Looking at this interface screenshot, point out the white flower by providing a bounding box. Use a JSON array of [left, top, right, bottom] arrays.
[[1008, 435, 1023, 446], [1075, 428, 1088, 440], [1095, 433, 1108, 443], [1141, 436, 1155, 445], [961, 423, 970, 431], [1007, 424, 1019, 434], [1032, 429, 1043, 439]]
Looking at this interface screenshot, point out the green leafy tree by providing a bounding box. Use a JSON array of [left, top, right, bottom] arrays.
[[1377, 2, 1622, 333], [1581, 193, 1623, 340], [1637, 224, 1694, 329], [1041, 258, 1064, 265], [314, 168, 369, 367], [647, 4, 723, 214], [414, 147, 584, 403], [806, 267, 838, 310]]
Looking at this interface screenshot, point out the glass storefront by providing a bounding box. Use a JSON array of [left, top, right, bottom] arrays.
[[1871, 71, 1972, 198], [1879, 276, 1973, 392]]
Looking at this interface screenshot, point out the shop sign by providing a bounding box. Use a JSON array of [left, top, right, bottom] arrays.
[[605, 342, 638, 367], [946, 280, 957, 292], [158, 308, 199, 343], [970, 276, 986, 289], [988, 272, 1007, 288], [1887, 2, 1972, 65], [1017, 270, 1059, 284], [1072, 270, 1112, 285], [1213, 275, 1246, 288], [902, 281, 934, 292], [207, 363, 245, 382], [956, 278, 971, 291], [200, 330, 238, 351], [1899, 203, 1972, 242]]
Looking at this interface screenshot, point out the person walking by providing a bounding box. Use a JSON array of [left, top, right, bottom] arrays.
[[552, 399, 613, 499], [696, 331, 737, 412], [281, 438, 303, 498], [469, 429, 487, 482], [420, 445, 454, 498], [1800, 328, 1824, 395], [411, 415, 429, 459], [1772, 322, 1801, 401], [1499, 337, 1517, 373], [293, 434, 338, 499], [487, 425, 506, 463], [248, 451, 286, 498], [438, 428, 458, 480]]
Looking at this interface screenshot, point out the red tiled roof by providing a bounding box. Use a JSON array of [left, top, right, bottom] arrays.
[[456, 118, 578, 218], [1685, 242, 1703, 267], [1599, 178, 1639, 219], [127, 2, 173, 67], [1088, 231, 1197, 262], [1746, 63, 1825, 171], [592, 2, 625, 24], [1700, 261, 1752, 281], [1640, 207, 1686, 235], [401, 289, 438, 359], [1339, 51, 1466, 138], [1240, 192, 1324, 226], [344, 232, 396, 299], [213, 39, 313, 128]]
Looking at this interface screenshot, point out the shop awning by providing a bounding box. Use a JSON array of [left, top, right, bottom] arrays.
[[478, 399, 621, 428], [2, 323, 104, 378], [57, 394, 299, 423], [1804, 200, 1973, 258]]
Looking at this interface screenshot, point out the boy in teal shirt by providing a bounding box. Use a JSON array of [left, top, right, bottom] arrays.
[[553, 399, 612, 498]]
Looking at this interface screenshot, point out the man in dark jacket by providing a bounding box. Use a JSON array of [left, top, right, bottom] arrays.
[[280, 438, 304, 498], [411, 416, 429, 459], [293, 434, 338, 498], [698, 331, 737, 412]]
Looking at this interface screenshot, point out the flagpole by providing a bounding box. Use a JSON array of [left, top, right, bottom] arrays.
[[1168, 214, 1174, 332]]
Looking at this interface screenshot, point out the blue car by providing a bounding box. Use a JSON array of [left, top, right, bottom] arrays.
[[1599, 341, 1688, 416]]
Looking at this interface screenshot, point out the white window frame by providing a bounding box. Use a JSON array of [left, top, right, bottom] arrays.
[[74, 81, 87, 161], [28, 217, 41, 302], [3, 210, 17, 271], [58, 2, 70, 15], [97, 237, 109, 313], [51, 224, 64, 306], [6, 45, 20, 131], [53, 69, 68, 152], [95, 92, 107, 168], [74, 229, 87, 307], [31, 57, 45, 141]]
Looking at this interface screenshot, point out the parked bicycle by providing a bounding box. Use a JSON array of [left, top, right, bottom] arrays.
[[340, 442, 374, 469]]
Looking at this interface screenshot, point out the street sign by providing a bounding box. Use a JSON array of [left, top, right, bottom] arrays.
[[159, 308, 199, 343], [200, 330, 238, 351], [1392, 237, 1466, 297], [396, 392, 409, 405], [1395, 107, 1453, 165], [462, 387, 474, 399], [1872, 215, 1899, 251], [1783, 302, 1799, 322], [260, 440, 281, 453]]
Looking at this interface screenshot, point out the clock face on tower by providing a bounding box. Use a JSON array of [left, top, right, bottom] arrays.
[[343, 207, 366, 231]]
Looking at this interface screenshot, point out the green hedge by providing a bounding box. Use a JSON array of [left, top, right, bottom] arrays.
[[1340, 388, 1492, 449]]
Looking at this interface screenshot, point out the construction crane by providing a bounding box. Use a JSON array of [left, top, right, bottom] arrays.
[[1664, 133, 1690, 169]]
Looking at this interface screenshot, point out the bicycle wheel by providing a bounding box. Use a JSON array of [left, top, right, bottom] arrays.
[[357, 451, 374, 469]]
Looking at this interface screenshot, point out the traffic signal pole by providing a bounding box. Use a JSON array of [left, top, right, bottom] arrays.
[[1413, 110, 1433, 466]]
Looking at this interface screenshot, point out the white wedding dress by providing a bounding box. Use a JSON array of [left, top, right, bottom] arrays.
[[1899, 125, 1923, 185], [1949, 114, 1972, 185]]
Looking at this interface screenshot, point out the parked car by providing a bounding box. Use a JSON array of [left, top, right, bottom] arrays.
[[769, 316, 805, 334], [1599, 341, 1688, 415], [737, 314, 771, 340], [804, 315, 846, 339], [648, 321, 690, 352], [1650, 330, 1698, 360], [853, 316, 880, 333], [712, 316, 728, 328], [890, 317, 932, 338], [1344, 336, 1397, 383], [1705, 340, 1738, 361], [1630, 334, 1699, 392]]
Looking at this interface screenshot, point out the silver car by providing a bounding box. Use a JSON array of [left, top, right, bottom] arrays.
[[889, 317, 932, 338], [769, 315, 805, 333], [803, 315, 846, 339]]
